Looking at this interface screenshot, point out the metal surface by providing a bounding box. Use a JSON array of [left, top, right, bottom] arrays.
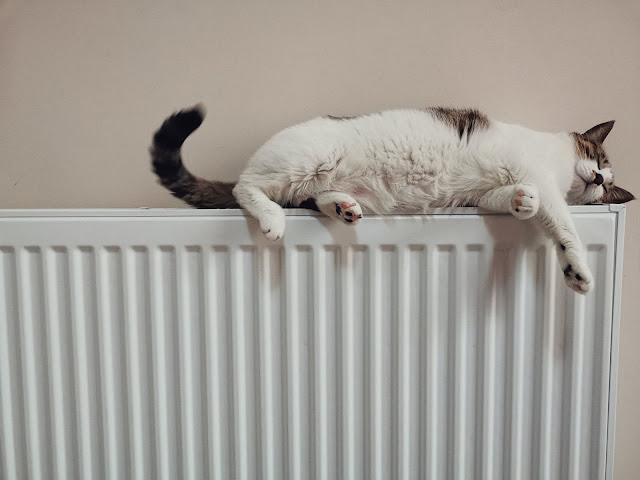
[[0, 207, 626, 480]]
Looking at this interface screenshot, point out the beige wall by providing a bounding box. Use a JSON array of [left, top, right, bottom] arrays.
[[1, 0, 638, 475]]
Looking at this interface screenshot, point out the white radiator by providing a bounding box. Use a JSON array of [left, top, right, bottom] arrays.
[[0, 206, 626, 480]]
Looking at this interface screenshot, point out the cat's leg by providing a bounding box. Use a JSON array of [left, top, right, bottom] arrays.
[[315, 191, 363, 225], [477, 183, 540, 220], [233, 182, 286, 240], [534, 188, 593, 294], [479, 182, 591, 293]]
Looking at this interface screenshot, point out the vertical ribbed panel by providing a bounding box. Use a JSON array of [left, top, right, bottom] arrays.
[[97, 247, 130, 480], [0, 248, 27, 480], [43, 247, 77, 480], [233, 246, 260, 480], [314, 247, 339, 480], [124, 247, 155, 480], [206, 246, 233, 480], [151, 246, 180, 480], [259, 246, 285, 480], [0, 211, 623, 480], [18, 247, 52, 480], [342, 246, 367, 480], [70, 247, 104, 479]]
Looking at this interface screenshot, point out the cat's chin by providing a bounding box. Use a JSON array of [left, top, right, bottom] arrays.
[[568, 181, 603, 205], [570, 175, 589, 195]]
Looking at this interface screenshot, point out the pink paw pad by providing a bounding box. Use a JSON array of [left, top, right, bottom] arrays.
[[335, 202, 362, 224], [511, 183, 539, 220]]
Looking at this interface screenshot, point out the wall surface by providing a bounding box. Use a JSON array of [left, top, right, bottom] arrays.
[[1, 0, 638, 477]]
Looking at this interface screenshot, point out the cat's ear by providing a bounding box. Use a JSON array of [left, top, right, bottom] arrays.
[[599, 185, 635, 204], [582, 120, 615, 144]]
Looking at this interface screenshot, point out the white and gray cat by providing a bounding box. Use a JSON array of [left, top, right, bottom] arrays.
[[150, 105, 634, 294]]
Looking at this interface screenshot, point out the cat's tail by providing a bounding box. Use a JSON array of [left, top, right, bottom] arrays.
[[150, 104, 240, 208]]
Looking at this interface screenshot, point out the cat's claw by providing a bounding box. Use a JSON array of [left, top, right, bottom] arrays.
[[259, 210, 286, 241], [557, 246, 593, 294], [335, 201, 363, 225], [510, 183, 539, 220]]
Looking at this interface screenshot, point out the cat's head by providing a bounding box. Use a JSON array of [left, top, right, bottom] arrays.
[[567, 121, 635, 205]]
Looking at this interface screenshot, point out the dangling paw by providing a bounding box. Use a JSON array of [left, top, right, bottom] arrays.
[[259, 209, 286, 241], [334, 201, 363, 225], [510, 183, 539, 220], [557, 245, 593, 294]]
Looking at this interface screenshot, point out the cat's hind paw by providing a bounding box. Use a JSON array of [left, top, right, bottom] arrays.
[[316, 191, 363, 226], [335, 201, 363, 225], [510, 184, 539, 220]]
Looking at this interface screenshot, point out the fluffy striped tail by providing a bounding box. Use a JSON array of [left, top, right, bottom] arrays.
[[150, 104, 239, 208]]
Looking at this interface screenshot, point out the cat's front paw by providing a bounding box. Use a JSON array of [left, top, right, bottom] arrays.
[[510, 183, 539, 220], [558, 246, 593, 294], [259, 210, 286, 241]]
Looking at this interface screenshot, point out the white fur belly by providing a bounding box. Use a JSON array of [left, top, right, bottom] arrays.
[[254, 112, 510, 212], [325, 137, 469, 213]]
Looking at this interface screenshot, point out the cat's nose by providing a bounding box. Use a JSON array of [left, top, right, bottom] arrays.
[[592, 171, 604, 186]]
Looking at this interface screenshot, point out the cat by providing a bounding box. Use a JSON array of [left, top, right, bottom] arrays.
[[150, 104, 634, 294]]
